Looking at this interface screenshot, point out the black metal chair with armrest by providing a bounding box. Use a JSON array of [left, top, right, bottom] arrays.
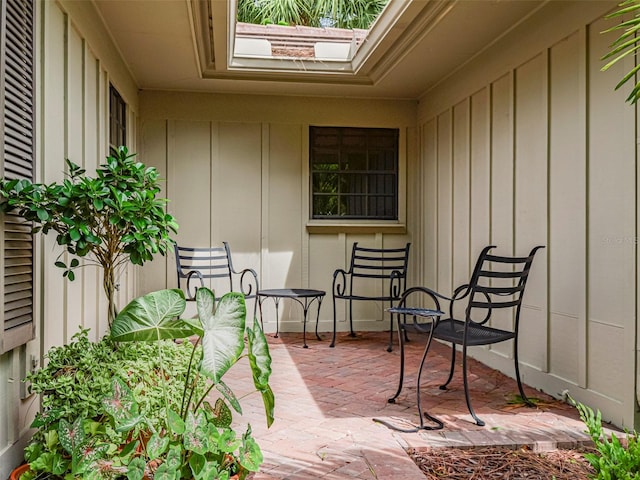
[[331, 242, 410, 350], [174, 243, 259, 319], [387, 245, 544, 427]]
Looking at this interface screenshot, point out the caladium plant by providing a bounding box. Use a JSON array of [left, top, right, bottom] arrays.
[[105, 287, 274, 479]]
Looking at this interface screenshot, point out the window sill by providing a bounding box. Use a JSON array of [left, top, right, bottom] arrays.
[[306, 221, 406, 234]]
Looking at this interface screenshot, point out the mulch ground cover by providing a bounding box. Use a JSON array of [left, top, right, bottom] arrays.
[[409, 445, 596, 479]]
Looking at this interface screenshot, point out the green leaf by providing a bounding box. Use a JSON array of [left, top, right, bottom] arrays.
[[216, 380, 242, 414], [102, 377, 141, 429], [58, 417, 85, 455], [259, 385, 275, 428], [198, 289, 246, 383], [146, 432, 170, 460], [127, 457, 145, 480], [110, 289, 191, 342], [36, 208, 49, 221], [183, 411, 209, 455], [238, 427, 263, 472], [167, 407, 185, 435], [247, 318, 272, 390], [153, 463, 179, 480], [208, 398, 233, 428]]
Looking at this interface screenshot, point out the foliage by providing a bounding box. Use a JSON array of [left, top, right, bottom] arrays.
[[572, 397, 640, 479], [0, 146, 178, 325], [24, 288, 274, 479], [237, 0, 389, 29], [23, 328, 202, 479], [602, 0, 640, 104]]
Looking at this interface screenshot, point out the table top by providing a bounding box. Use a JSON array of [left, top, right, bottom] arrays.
[[387, 307, 444, 318], [258, 288, 326, 298]]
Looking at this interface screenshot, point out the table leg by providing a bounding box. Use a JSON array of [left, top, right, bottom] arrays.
[[273, 297, 281, 338], [314, 296, 323, 341]]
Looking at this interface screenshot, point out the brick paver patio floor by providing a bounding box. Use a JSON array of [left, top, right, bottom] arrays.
[[224, 331, 595, 479]]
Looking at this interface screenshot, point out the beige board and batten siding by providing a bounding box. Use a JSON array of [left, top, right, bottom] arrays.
[[0, 0, 139, 475], [417, 1, 636, 429], [138, 92, 416, 335]]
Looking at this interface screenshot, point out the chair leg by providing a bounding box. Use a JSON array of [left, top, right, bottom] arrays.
[[387, 311, 394, 352], [330, 297, 337, 347], [439, 343, 457, 390], [462, 344, 485, 426], [348, 299, 356, 337], [514, 340, 534, 407], [388, 321, 406, 403]]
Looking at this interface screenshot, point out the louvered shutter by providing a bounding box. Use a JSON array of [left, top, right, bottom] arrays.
[[0, 0, 35, 354]]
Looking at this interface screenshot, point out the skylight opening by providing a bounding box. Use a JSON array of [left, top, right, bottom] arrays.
[[232, 0, 390, 64]]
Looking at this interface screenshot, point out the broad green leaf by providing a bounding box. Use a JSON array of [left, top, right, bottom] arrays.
[[110, 289, 191, 341], [102, 377, 139, 422], [58, 417, 85, 455], [167, 407, 185, 435], [146, 432, 170, 460], [259, 385, 275, 428], [198, 289, 246, 383], [216, 380, 242, 414], [153, 463, 178, 480], [183, 411, 209, 455], [126, 457, 145, 480], [207, 398, 233, 428], [238, 431, 263, 472], [246, 318, 272, 390]]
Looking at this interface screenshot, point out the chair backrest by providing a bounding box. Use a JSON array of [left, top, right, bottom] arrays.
[[349, 242, 411, 280], [174, 243, 240, 300], [465, 245, 544, 327]]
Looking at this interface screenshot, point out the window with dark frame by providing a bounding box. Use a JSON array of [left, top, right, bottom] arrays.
[[0, 0, 36, 353], [109, 85, 126, 149], [310, 126, 399, 220]]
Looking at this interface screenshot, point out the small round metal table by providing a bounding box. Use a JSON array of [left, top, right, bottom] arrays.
[[257, 288, 326, 348]]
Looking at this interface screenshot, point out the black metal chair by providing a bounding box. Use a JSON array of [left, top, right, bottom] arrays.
[[331, 242, 410, 350], [174, 243, 259, 318], [388, 245, 544, 426]]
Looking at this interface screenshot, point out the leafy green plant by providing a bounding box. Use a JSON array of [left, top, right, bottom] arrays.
[[572, 397, 640, 479], [237, 0, 389, 29], [107, 287, 273, 479], [23, 287, 274, 479], [23, 328, 202, 479], [602, 0, 640, 104], [0, 146, 178, 325]]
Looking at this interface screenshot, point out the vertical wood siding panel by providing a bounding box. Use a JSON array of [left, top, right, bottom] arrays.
[[587, 17, 635, 417], [490, 73, 514, 253], [514, 53, 548, 369], [82, 49, 100, 341], [216, 123, 261, 289], [437, 111, 453, 293], [266, 124, 303, 328], [470, 88, 491, 260], [548, 32, 585, 384], [489, 73, 515, 344], [42, 3, 66, 352], [138, 119, 169, 295], [171, 121, 212, 245], [423, 119, 438, 288], [65, 25, 84, 341], [453, 100, 471, 287]]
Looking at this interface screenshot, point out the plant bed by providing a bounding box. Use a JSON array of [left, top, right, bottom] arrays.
[[409, 445, 596, 479]]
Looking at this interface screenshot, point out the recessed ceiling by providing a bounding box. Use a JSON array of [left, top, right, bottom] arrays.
[[92, 0, 549, 100]]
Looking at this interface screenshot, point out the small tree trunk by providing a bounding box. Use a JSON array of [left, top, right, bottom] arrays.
[[103, 265, 117, 327]]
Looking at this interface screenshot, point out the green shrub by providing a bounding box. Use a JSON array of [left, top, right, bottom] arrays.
[[24, 328, 204, 478], [573, 398, 640, 479]]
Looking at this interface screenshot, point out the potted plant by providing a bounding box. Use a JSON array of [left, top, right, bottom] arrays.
[[0, 146, 178, 326], [21, 287, 274, 479]]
